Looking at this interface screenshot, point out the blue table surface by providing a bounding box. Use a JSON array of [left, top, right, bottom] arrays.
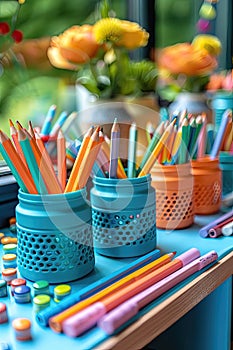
[[0, 212, 233, 350]]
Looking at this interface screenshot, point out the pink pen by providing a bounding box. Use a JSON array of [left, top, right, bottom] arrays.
[[98, 250, 218, 334], [62, 248, 200, 337]]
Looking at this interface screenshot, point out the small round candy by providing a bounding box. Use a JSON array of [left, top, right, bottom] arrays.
[[0, 302, 8, 324], [32, 280, 50, 296], [1, 237, 18, 245], [54, 284, 71, 302], [11, 278, 26, 295], [33, 294, 51, 313], [2, 268, 17, 285], [2, 243, 17, 255], [0, 232, 5, 242], [14, 285, 31, 304], [2, 253, 17, 269], [12, 318, 32, 341]]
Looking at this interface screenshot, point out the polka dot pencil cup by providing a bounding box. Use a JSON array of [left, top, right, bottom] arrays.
[[16, 189, 94, 283], [91, 174, 156, 258], [191, 156, 222, 215], [151, 162, 194, 230]]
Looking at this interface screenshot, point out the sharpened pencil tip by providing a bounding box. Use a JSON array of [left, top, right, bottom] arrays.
[[9, 119, 14, 127]]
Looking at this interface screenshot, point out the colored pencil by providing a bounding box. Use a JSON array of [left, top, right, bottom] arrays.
[[71, 126, 102, 190], [0, 130, 38, 194], [103, 134, 127, 179], [127, 123, 138, 178], [138, 119, 176, 177], [49, 251, 176, 333], [98, 251, 218, 334], [109, 118, 120, 178], [37, 249, 161, 327], [62, 248, 200, 337], [9, 119, 28, 168], [40, 104, 57, 136], [199, 210, 233, 237], [49, 111, 68, 137], [57, 130, 67, 191], [65, 126, 94, 193]]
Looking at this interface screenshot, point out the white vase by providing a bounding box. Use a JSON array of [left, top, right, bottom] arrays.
[[168, 92, 212, 121], [72, 84, 160, 161]]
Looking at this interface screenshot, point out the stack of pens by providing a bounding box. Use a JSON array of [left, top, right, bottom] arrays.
[[35, 248, 218, 337], [199, 210, 233, 238]]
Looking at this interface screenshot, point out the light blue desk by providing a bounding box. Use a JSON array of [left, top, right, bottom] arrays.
[[0, 213, 232, 350]]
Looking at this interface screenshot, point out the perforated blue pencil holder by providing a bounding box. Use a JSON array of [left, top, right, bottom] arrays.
[[90, 174, 156, 258], [219, 152, 233, 196], [16, 189, 94, 283]]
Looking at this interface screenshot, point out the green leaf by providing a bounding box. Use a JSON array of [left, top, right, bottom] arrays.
[[0, 1, 18, 18]]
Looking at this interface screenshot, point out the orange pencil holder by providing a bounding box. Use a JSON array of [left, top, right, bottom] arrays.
[[151, 163, 194, 230], [191, 156, 222, 215]]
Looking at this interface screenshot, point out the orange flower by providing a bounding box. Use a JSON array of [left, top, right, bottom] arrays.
[[206, 73, 226, 91], [157, 43, 218, 76], [47, 25, 100, 69]]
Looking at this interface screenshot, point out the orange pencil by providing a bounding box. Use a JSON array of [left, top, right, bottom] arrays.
[[34, 130, 57, 180], [72, 126, 102, 190], [28, 120, 36, 139], [0, 130, 37, 194], [49, 251, 176, 332], [65, 126, 94, 193], [18, 125, 62, 194], [222, 118, 233, 151], [57, 130, 67, 191], [9, 119, 28, 168], [138, 119, 176, 177]]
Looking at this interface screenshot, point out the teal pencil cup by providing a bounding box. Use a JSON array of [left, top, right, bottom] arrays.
[[219, 152, 233, 196], [90, 174, 156, 258], [212, 92, 233, 129], [16, 189, 94, 283]]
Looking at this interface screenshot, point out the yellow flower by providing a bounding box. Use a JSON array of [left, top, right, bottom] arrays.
[[192, 35, 222, 56], [47, 25, 100, 69], [93, 18, 149, 49]]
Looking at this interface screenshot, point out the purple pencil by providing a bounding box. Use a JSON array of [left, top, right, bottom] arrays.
[[98, 250, 218, 335], [109, 118, 120, 178], [199, 210, 233, 238]]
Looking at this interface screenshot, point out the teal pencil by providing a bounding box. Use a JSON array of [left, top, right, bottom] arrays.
[[40, 104, 57, 136], [187, 117, 196, 155], [178, 118, 189, 164], [137, 122, 164, 174], [190, 115, 203, 159], [18, 127, 48, 194], [0, 140, 28, 193], [127, 123, 138, 178], [206, 124, 215, 154]]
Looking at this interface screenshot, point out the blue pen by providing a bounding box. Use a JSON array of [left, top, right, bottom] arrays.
[[36, 249, 161, 326], [40, 105, 57, 136], [49, 111, 68, 137]]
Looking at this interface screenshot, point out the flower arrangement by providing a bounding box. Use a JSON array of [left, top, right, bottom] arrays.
[[206, 69, 233, 92], [0, 0, 25, 74], [156, 34, 222, 102], [47, 0, 157, 99]]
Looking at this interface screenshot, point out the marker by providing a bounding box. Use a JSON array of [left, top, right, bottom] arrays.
[[199, 210, 233, 237], [98, 251, 218, 334], [62, 248, 200, 337], [36, 249, 161, 326], [49, 111, 68, 137]]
